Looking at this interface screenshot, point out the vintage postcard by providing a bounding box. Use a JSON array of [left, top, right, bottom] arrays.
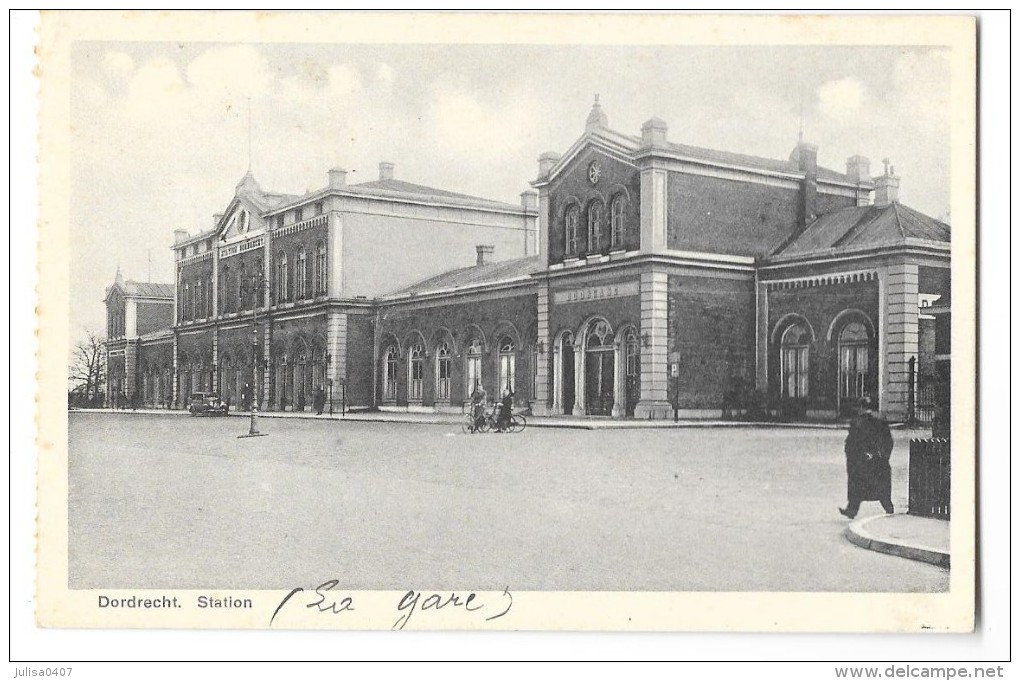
[[35, 11, 976, 633]]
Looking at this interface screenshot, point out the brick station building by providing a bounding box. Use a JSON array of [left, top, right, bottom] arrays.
[[103, 98, 950, 421]]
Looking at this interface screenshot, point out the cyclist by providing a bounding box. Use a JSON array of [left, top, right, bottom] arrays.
[[470, 382, 487, 432], [495, 388, 514, 432]]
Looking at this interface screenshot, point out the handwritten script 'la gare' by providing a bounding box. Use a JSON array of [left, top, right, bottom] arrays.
[[269, 580, 513, 629]]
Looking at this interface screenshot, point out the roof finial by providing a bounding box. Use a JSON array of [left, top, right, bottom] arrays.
[[115, 263, 124, 286], [586, 94, 608, 132]]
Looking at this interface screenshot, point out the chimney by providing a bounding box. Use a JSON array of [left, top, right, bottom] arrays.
[[790, 141, 818, 229], [378, 162, 395, 181], [640, 117, 668, 148], [538, 152, 561, 177], [845, 155, 871, 183], [328, 167, 347, 188], [213, 213, 223, 229], [174, 229, 189, 244], [585, 94, 609, 132], [874, 158, 900, 207], [476, 244, 494, 266], [520, 190, 538, 212]]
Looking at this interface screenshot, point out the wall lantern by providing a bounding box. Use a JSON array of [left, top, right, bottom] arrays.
[[536, 341, 545, 354], [641, 332, 651, 349]]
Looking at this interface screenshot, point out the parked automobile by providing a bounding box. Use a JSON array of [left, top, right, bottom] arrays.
[[188, 392, 229, 416]]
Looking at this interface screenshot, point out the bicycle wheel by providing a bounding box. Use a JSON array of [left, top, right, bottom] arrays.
[[478, 416, 492, 433], [461, 414, 476, 434], [510, 414, 527, 433]]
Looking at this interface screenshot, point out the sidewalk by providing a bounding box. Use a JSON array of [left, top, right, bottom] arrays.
[[73, 407, 864, 430], [845, 513, 950, 568]]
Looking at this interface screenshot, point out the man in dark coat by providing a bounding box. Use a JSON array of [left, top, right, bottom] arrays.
[[314, 386, 326, 415], [839, 397, 894, 519]]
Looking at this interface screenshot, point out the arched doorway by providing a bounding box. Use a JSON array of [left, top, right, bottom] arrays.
[[837, 320, 871, 415], [584, 319, 614, 416]]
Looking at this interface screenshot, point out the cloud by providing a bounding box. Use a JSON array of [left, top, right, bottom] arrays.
[[816, 78, 866, 122], [185, 44, 271, 100]]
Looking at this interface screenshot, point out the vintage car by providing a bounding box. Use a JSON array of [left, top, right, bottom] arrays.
[[188, 392, 229, 416]]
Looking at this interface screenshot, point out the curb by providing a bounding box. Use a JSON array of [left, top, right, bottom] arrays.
[[845, 515, 950, 569], [70, 409, 859, 431]]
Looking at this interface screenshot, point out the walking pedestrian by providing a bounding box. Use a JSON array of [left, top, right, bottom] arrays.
[[470, 382, 487, 432], [314, 386, 326, 415], [840, 397, 894, 519]]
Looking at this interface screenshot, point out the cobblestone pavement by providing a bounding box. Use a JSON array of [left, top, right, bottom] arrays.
[[68, 413, 948, 592]]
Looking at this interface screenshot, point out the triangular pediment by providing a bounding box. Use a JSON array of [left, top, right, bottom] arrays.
[[539, 130, 640, 187], [216, 195, 268, 243]]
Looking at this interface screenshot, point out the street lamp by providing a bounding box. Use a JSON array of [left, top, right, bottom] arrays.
[[239, 273, 270, 439]]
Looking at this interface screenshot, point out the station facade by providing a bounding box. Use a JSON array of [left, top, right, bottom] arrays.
[[104, 99, 950, 421]]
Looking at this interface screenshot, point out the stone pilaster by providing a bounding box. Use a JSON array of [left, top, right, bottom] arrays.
[[260, 319, 272, 410], [634, 269, 671, 419], [326, 309, 348, 396], [211, 327, 219, 392], [611, 339, 625, 417], [879, 262, 919, 420], [171, 333, 179, 408], [124, 340, 138, 402], [327, 210, 344, 298], [537, 189, 551, 265], [755, 278, 769, 391], [532, 280, 551, 415], [639, 165, 668, 253]]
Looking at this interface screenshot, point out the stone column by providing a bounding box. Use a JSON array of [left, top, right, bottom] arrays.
[[639, 164, 668, 253], [211, 327, 219, 392], [171, 333, 179, 408], [326, 309, 348, 407], [572, 339, 584, 415], [532, 281, 551, 415], [635, 269, 671, 418], [879, 262, 919, 420], [261, 321, 272, 410]]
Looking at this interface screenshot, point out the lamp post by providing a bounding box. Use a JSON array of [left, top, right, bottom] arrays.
[[239, 273, 270, 438]]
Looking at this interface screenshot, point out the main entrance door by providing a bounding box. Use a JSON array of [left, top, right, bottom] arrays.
[[585, 349, 614, 415]]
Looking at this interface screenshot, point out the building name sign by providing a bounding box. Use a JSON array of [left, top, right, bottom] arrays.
[[553, 281, 639, 304]]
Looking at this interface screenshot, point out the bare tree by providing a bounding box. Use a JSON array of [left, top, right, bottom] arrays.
[[69, 330, 106, 407]]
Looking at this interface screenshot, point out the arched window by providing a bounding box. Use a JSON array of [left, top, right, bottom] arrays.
[[315, 241, 327, 295], [466, 339, 483, 393], [838, 321, 870, 401], [625, 328, 640, 377], [295, 247, 307, 300], [588, 201, 603, 252], [498, 337, 516, 394], [435, 341, 451, 401], [276, 252, 288, 303], [611, 195, 625, 248], [565, 206, 580, 256], [408, 343, 425, 401], [781, 323, 810, 398], [383, 345, 398, 401]]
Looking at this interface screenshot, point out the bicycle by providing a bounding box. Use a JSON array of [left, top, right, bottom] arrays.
[[461, 405, 526, 434]]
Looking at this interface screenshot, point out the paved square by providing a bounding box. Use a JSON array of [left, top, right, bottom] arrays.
[[68, 413, 948, 592]]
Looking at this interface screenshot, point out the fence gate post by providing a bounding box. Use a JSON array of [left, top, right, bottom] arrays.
[[907, 355, 916, 426]]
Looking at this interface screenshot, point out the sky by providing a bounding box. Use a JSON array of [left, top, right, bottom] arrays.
[[70, 41, 951, 337]]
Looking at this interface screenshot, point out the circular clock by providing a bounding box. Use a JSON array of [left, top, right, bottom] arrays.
[[588, 160, 602, 185]]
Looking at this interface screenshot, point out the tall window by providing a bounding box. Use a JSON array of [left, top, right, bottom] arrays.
[[781, 323, 810, 398], [221, 266, 231, 314], [466, 339, 483, 393], [435, 342, 451, 400], [838, 321, 870, 400], [206, 276, 213, 317], [588, 202, 603, 252], [498, 337, 516, 394], [183, 283, 190, 320], [276, 252, 289, 303], [611, 195, 625, 248], [237, 262, 246, 310], [315, 241, 327, 295], [565, 206, 579, 256], [294, 207, 303, 223], [253, 257, 263, 307], [408, 343, 424, 401], [384, 345, 398, 400], [626, 328, 640, 377], [296, 248, 307, 299]]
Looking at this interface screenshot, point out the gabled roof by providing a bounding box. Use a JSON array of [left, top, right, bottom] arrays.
[[344, 178, 524, 212], [124, 281, 175, 298], [382, 255, 543, 300], [769, 202, 950, 261], [541, 124, 861, 186]]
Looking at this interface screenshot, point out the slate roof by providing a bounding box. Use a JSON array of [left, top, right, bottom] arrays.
[[123, 281, 175, 299], [770, 202, 950, 261], [345, 178, 524, 212], [590, 128, 858, 184], [382, 255, 543, 299]]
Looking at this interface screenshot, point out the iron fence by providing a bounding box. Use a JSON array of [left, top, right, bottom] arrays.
[[908, 438, 950, 520]]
